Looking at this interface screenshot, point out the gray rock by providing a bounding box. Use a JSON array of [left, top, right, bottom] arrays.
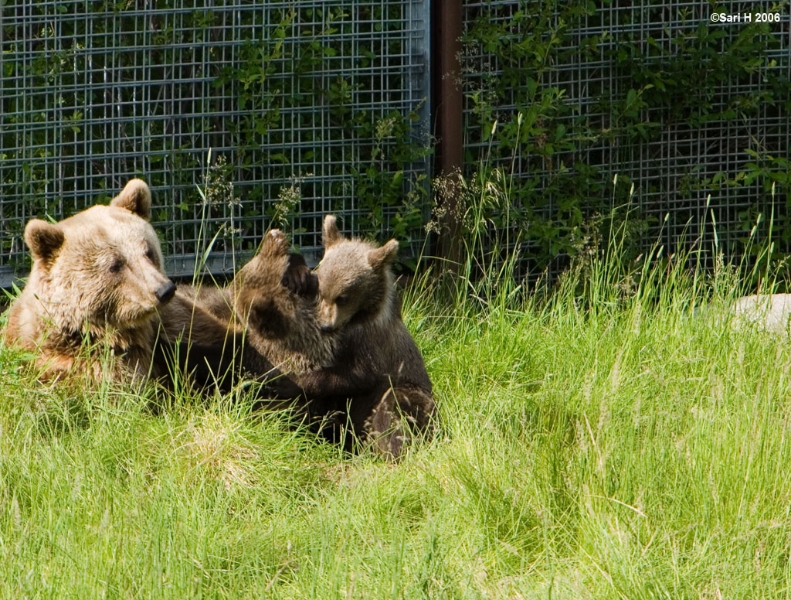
[[731, 293, 791, 334]]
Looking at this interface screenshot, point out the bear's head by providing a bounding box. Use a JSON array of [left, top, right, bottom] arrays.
[[24, 179, 176, 335], [315, 214, 398, 332]]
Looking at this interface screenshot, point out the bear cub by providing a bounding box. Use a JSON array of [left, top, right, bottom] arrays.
[[295, 215, 436, 458], [229, 229, 336, 377], [4, 179, 176, 382], [157, 229, 328, 399]]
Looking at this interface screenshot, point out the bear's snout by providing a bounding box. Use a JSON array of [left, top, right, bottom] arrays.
[[155, 280, 176, 304], [317, 301, 338, 333]]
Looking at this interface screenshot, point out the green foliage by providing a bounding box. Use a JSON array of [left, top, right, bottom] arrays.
[[0, 2, 430, 272], [5, 243, 791, 596], [459, 1, 791, 279]]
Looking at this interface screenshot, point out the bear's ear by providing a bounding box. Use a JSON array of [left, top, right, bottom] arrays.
[[110, 178, 152, 221], [25, 219, 65, 264], [322, 215, 343, 248], [368, 239, 399, 270]]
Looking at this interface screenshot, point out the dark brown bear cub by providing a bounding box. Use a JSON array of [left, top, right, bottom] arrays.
[[4, 179, 176, 382], [229, 229, 335, 377], [296, 215, 436, 458], [157, 229, 328, 399]]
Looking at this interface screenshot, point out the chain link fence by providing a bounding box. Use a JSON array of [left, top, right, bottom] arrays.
[[3, 1, 789, 288]]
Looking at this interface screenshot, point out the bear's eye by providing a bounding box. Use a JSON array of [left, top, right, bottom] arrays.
[[145, 246, 158, 266], [109, 257, 125, 273], [335, 294, 349, 306]]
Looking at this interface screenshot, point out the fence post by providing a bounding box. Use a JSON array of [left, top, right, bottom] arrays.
[[433, 0, 464, 272]]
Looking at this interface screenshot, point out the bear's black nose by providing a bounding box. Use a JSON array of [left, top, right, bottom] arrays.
[[155, 280, 176, 304]]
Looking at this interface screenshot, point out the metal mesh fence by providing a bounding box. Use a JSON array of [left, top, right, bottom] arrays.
[[0, 1, 431, 287], [4, 1, 788, 289], [461, 1, 790, 281]]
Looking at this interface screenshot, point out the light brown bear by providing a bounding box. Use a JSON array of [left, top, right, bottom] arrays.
[[236, 216, 435, 457], [4, 179, 176, 383]]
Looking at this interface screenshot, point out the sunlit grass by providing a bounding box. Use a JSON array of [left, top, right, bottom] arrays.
[[1, 154, 788, 596], [4, 230, 791, 598]]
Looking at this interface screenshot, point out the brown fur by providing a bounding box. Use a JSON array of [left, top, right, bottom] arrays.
[[296, 215, 436, 458], [153, 230, 324, 398], [153, 286, 244, 391], [230, 229, 336, 375], [4, 179, 176, 383], [166, 221, 435, 458]]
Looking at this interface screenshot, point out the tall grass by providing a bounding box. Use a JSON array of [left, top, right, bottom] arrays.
[[4, 165, 791, 596]]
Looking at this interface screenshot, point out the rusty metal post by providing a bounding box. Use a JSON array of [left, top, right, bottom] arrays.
[[433, 0, 464, 270]]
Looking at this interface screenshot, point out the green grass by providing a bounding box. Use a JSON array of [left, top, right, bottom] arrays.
[[3, 254, 791, 598]]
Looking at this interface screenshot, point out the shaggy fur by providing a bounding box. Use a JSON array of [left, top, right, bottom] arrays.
[[155, 230, 325, 398], [229, 229, 336, 375], [153, 286, 249, 393], [296, 215, 436, 458], [172, 219, 435, 457], [4, 179, 176, 382]]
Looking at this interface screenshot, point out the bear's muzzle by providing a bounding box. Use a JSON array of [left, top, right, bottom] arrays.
[[155, 280, 176, 304]]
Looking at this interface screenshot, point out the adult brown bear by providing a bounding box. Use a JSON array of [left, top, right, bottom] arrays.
[[4, 179, 176, 383]]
